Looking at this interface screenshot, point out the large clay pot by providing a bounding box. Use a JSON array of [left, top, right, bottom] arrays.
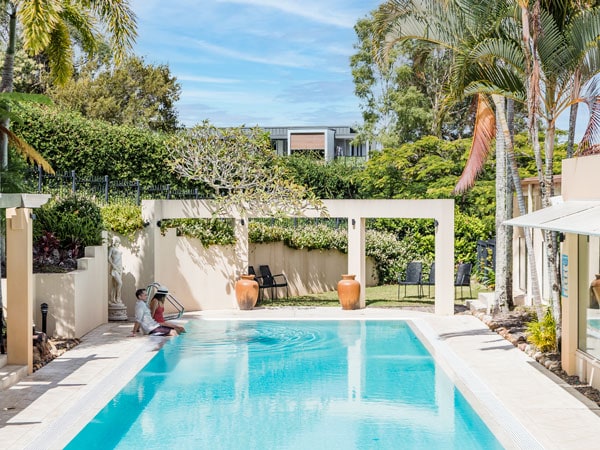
[[337, 274, 360, 310], [235, 274, 259, 310], [591, 274, 600, 304]]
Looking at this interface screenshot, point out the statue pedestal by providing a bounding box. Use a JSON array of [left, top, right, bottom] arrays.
[[108, 302, 128, 321]]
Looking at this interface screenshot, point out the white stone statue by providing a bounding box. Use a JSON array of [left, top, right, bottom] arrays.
[[108, 236, 123, 305]]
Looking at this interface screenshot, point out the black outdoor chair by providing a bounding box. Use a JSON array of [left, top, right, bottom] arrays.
[[259, 265, 289, 301], [454, 263, 473, 298], [248, 266, 267, 303], [423, 263, 435, 298], [397, 261, 423, 299]]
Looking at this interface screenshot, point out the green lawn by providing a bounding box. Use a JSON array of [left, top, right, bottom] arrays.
[[263, 284, 490, 308]]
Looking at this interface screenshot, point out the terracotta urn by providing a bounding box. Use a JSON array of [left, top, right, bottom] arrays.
[[337, 274, 360, 310], [591, 274, 600, 304], [235, 274, 259, 310]]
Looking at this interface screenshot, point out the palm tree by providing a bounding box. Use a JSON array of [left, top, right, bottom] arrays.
[[373, 0, 546, 319], [510, 1, 600, 334], [0, 0, 137, 167], [374, 1, 600, 333]]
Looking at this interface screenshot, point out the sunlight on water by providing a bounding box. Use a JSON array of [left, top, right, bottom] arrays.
[[66, 320, 503, 450]]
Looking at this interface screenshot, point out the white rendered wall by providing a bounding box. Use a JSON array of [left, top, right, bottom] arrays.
[[33, 245, 108, 338]]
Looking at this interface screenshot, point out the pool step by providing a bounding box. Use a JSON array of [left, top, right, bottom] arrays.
[[0, 354, 28, 390]]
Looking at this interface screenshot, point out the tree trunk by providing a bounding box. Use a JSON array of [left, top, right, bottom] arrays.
[[566, 68, 581, 159], [566, 103, 578, 158], [0, 4, 16, 169], [543, 119, 562, 345], [0, 4, 18, 321], [493, 98, 508, 314], [492, 94, 544, 320], [505, 98, 515, 309]]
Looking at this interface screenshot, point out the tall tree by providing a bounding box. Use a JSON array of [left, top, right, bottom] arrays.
[[49, 55, 181, 132], [513, 1, 600, 334], [372, 0, 545, 317], [0, 0, 137, 166], [350, 15, 473, 147]]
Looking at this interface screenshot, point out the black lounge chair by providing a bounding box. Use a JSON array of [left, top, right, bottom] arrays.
[[423, 263, 435, 298], [259, 265, 289, 300], [454, 263, 473, 298], [398, 261, 423, 299]]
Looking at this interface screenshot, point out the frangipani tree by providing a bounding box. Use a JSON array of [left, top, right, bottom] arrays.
[[168, 121, 324, 219]]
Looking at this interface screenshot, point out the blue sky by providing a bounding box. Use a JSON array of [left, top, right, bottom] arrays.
[[130, 0, 380, 128], [129, 0, 585, 139]]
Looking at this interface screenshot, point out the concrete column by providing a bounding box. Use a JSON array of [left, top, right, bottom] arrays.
[[6, 207, 33, 373], [234, 218, 249, 277], [561, 233, 579, 374], [347, 217, 366, 308], [435, 206, 455, 315]]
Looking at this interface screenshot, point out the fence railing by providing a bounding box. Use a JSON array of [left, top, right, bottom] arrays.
[[27, 167, 211, 205]]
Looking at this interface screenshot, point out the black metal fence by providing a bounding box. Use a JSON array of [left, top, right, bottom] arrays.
[[28, 167, 211, 205]]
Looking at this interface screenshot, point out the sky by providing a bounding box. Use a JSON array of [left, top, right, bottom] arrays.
[[128, 0, 584, 138], [129, 0, 380, 128]]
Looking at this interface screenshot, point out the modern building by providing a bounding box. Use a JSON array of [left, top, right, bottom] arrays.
[[505, 154, 600, 390], [260, 126, 378, 162]]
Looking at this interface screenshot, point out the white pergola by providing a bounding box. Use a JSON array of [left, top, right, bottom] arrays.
[[144, 198, 455, 315]]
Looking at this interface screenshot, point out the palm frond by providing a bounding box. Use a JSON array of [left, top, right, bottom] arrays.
[[90, 0, 138, 63], [20, 0, 63, 54], [566, 8, 600, 68], [0, 125, 54, 174], [577, 78, 600, 155], [453, 94, 495, 194], [61, 3, 99, 55], [46, 21, 74, 85], [536, 6, 572, 76]]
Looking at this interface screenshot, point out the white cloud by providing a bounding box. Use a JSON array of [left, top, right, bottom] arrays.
[[189, 39, 321, 69], [216, 0, 364, 28], [178, 75, 240, 84]]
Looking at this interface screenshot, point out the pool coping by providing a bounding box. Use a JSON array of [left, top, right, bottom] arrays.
[[1, 308, 599, 449]]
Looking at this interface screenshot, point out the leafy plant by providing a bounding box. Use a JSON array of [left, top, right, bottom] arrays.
[[34, 195, 103, 259], [101, 203, 146, 240], [526, 309, 557, 353], [33, 231, 61, 266], [160, 218, 236, 247]]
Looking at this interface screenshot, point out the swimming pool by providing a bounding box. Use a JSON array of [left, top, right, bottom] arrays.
[[66, 320, 503, 449]]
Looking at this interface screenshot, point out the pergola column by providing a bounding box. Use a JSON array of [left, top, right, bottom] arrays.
[[6, 207, 34, 372], [347, 217, 366, 308]]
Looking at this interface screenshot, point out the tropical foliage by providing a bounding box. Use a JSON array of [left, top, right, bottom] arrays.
[[33, 195, 104, 271], [100, 202, 146, 240], [0, 0, 137, 170]]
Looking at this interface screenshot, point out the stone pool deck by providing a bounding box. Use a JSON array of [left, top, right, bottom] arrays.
[[1, 308, 599, 449]]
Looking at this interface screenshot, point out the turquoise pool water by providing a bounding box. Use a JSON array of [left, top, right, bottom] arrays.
[[66, 320, 503, 449]]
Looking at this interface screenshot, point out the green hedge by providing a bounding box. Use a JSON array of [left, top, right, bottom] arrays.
[[13, 103, 174, 185]]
